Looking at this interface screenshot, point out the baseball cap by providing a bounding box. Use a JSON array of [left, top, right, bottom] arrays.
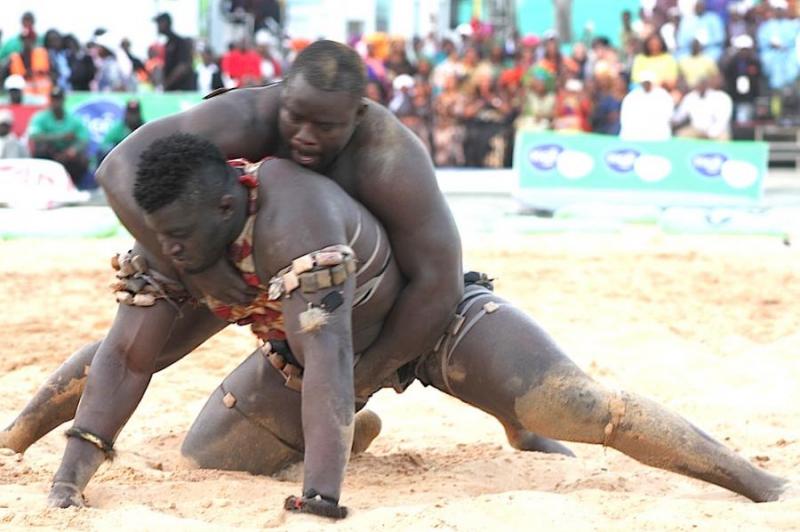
[[4, 74, 26, 91], [0, 109, 14, 125]]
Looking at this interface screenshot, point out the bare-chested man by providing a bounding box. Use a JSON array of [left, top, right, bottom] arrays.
[[0, 38, 570, 459], [39, 133, 789, 518]]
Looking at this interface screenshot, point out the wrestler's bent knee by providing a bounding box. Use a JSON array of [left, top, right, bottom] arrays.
[[181, 386, 303, 475]]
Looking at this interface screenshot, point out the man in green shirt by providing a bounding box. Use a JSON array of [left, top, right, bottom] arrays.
[[27, 87, 90, 186], [99, 99, 145, 162], [0, 12, 43, 62]]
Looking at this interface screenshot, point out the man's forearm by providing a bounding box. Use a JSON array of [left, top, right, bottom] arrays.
[[355, 277, 461, 394], [51, 344, 153, 490]]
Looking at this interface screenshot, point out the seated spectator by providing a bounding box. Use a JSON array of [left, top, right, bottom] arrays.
[[631, 33, 679, 90], [659, 7, 681, 53], [672, 76, 733, 140], [515, 73, 555, 131], [0, 109, 29, 159], [591, 75, 626, 135], [27, 87, 89, 186], [679, 38, 720, 90], [620, 71, 674, 141], [676, 0, 725, 60], [8, 27, 52, 99], [553, 78, 592, 132], [99, 99, 145, 161], [143, 44, 165, 89], [722, 34, 762, 125], [432, 74, 466, 166]]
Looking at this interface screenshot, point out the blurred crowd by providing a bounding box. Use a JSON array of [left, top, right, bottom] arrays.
[[2, 0, 800, 178]]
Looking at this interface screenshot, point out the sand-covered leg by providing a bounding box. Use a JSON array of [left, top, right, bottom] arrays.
[[0, 341, 99, 454], [1, 306, 226, 454], [429, 296, 788, 502]]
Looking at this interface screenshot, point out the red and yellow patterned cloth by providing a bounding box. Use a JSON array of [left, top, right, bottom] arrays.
[[203, 159, 287, 342]]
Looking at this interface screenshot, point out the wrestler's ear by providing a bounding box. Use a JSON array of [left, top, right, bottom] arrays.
[[355, 100, 368, 123], [218, 194, 235, 219]]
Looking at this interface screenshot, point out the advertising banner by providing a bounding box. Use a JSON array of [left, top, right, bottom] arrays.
[[65, 92, 203, 158], [513, 131, 769, 209]]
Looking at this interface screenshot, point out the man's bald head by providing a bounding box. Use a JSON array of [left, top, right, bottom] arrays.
[[286, 40, 367, 98]]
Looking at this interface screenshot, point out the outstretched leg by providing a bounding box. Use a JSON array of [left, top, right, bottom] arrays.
[[423, 294, 787, 502], [0, 306, 226, 454]]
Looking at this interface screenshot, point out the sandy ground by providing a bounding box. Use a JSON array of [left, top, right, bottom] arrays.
[[1, 232, 799, 531]]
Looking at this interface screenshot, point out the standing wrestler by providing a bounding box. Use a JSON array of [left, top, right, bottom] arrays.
[[47, 134, 790, 516], [1, 40, 569, 457]]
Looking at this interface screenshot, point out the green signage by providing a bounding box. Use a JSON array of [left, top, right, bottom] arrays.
[[513, 131, 769, 208]]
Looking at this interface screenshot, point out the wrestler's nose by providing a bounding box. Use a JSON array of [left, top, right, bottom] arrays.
[[294, 124, 318, 147], [163, 240, 184, 258]]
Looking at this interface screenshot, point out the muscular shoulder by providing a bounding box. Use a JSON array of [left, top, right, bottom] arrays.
[[352, 101, 435, 187], [255, 159, 355, 275]]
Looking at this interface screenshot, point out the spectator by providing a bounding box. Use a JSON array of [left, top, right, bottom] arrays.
[[120, 38, 148, 83], [756, 2, 800, 91], [531, 33, 563, 92], [553, 78, 591, 132], [0, 12, 43, 62], [586, 37, 622, 82], [620, 70, 674, 140], [365, 80, 387, 105], [0, 109, 29, 159], [1, 75, 44, 140], [515, 73, 555, 131], [385, 40, 414, 79], [432, 74, 466, 166], [196, 47, 226, 95], [3, 75, 29, 104], [255, 35, 282, 83], [591, 75, 626, 135], [564, 42, 589, 80], [431, 41, 464, 92], [676, 0, 725, 60], [722, 34, 762, 124], [63, 35, 96, 91], [144, 44, 165, 89], [659, 7, 681, 52], [619, 10, 637, 63], [631, 33, 679, 89], [673, 76, 733, 140], [463, 76, 513, 168], [390, 74, 432, 155], [99, 99, 144, 160], [474, 43, 507, 83], [8, 28, 52, 99], [679, 38, 720, 89], [27, 87, 90, 186], [93, 34, 135, 92], [153, 12, 196, 91], [43, 30, 71, 92]]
